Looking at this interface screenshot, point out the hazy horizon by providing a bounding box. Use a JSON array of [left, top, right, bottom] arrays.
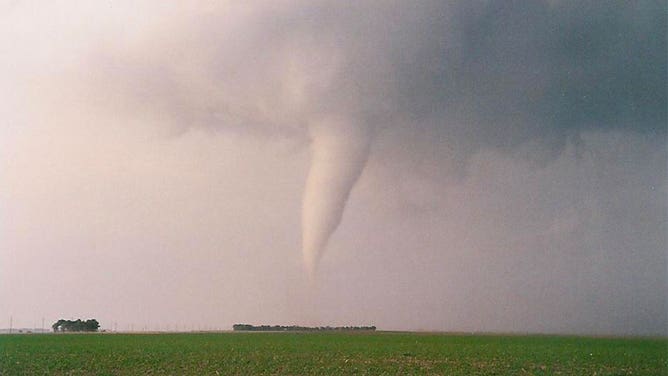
[[1, 1, 666, 336]]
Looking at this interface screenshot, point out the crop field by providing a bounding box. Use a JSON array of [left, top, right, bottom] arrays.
[[1, 332, 666, 375]]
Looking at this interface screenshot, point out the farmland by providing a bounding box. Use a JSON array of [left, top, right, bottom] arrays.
[[0, 332, 665, 375]]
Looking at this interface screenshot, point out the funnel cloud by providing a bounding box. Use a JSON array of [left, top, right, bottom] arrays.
[[302, 117, 372, 278]]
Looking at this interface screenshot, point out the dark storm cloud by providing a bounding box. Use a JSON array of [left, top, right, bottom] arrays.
[[379, 1, 666, 159], [94, 1, 665, 159]]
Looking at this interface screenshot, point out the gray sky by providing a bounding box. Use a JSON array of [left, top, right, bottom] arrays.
[[1, 1, 666, 335]]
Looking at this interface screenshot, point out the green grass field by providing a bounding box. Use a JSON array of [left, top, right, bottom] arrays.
[[1, 332, 666, 375]]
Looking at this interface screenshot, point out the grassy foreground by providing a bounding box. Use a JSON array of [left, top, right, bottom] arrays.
[[0, 332, 665, 375]]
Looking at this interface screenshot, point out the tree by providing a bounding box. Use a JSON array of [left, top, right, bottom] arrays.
[[52, 319, 66, 332], [85, 319, 100, 331], [52, 318, 101, 332]]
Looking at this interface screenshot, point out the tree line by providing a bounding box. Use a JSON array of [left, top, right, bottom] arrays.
[[232, 324, 376, 332], [52, 319, 100, 332]]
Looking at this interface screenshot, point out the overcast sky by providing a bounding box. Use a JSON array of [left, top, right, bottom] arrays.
[[1, 1, 666, 335]]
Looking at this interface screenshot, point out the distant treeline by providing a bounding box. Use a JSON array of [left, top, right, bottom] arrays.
[[232, 324, 376, 332], [52, 319, 100, 332]]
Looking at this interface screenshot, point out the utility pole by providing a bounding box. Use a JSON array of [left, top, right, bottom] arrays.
[[42, 317, 45, 333], [9, 316, 12, 334]]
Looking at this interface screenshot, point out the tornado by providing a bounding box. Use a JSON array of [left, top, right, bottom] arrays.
[[301, 117, 371, 280]]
